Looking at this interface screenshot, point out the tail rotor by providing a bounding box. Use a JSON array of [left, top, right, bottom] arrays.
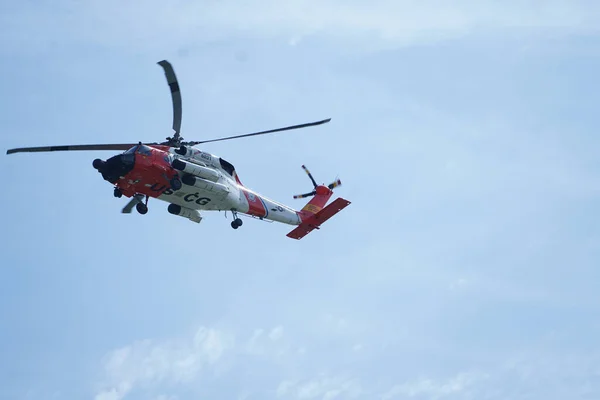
[[293, 165, 342, 199], [287, 165, 350, 239]]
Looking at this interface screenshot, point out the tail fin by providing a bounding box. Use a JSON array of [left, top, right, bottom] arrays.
[[298, 185, 334, 219], [288, 165, 349, 239]]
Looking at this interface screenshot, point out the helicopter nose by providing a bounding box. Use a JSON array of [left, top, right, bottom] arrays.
[[93, 153, 136, 184], [93, 158, 105, 170]]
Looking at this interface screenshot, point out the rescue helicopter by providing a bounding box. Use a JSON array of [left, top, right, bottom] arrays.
[[6, 60, 350, 239]]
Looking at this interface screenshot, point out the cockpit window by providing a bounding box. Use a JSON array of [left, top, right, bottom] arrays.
[[137, 145, 153, 156], [124, 145, 139, 154]]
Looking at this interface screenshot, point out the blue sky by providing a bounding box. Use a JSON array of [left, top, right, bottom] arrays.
[[2, 1, 600, 399]]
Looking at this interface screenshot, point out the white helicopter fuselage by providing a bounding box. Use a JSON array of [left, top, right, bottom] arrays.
[[155, 147, 301, 225]]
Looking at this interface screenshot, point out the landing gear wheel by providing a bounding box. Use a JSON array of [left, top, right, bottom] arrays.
[[229, 209, 243, 229], [113, 188, 122, 198], [136, 203, 148, 215], [231, 218, 243, 229], [170, 177, 182, 191]]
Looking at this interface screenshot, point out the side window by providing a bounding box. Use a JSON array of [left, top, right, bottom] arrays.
[[219, 158, 236, 176]]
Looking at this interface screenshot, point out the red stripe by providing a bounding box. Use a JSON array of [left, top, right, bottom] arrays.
[[242, 190, 267, 217]]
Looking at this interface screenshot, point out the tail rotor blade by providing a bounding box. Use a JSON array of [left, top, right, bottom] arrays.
[[293, 191, 316, 199], [328, 178, 342, 190], [302, 165, 318, 188]]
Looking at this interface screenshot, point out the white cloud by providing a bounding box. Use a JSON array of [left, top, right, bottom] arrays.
[[94, 327, 234, 400], [95, 324, 299, 399], [193, 327, 231, 364], [322, 314, 350, 333], [323, 390, 342, 400], [245, 328, 266, 355], [277, 380, 298, 398], [449, 278, 469, 291], [245, 325, 290, 358], [297, 380, 321, 399], [94, 382, 132, 400], [2, 0, 598, 54], [277, 376, 362, 400], [269, 326, 284, 341], [382, 371, 488, 399]]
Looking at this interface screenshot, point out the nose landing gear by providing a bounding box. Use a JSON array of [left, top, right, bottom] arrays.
[[136, 195, 149, 214], [136, 202, 148, 214]]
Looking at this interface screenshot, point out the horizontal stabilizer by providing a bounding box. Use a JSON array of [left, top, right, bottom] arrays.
[[287, 197, 351, 240]]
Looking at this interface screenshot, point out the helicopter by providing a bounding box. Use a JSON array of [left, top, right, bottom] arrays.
[[6, 60, 350, 239]]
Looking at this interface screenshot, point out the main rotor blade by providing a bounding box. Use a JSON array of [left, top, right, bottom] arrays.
[[185, 118, 331, 146], [6, 143, 144, 155], [157, 60, 182, 138]]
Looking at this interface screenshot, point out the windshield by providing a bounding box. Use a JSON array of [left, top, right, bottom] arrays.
[[124, 145, 139, 154], [136, 145, 153, 156]]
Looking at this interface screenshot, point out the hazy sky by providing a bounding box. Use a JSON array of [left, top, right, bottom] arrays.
[[2, 1, 600, 399]]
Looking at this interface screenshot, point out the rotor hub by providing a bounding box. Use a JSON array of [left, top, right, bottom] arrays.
[[315, 185, 331, 196]]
